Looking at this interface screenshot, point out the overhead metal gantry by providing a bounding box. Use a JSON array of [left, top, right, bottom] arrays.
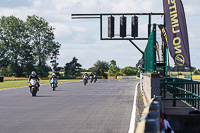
[[71, 13, 164, 55]]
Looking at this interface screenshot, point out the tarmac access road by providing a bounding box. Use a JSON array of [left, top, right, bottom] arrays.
[[0, 79, 139, 133]]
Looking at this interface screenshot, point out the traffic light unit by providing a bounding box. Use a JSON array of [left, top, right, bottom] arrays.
[[108, 15, 138, 38], [120, 16, 127, 37], [131, 16, 138, 37], [108, 16, 114, 37]]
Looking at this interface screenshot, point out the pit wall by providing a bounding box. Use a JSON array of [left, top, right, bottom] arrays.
[[141, 73, 160, 106]]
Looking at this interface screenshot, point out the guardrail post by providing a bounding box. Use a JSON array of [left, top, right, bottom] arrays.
[[189, 83, 191, 105], [194, 83, 197, 108], [173, 85, 176, 106], [186, 83, 188, 103], [164, 83, 166, 98], [145, 100, 160, 133], [160, 84, 162, 96]]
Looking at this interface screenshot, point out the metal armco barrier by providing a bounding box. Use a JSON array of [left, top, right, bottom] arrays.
[[161, 78, 200, 109], [135, 97, 162, 133]]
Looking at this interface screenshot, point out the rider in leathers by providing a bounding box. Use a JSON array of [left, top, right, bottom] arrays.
[[28, 71, 40, 91], [49, 73, 58, 87], [82, 72, 89, 82]]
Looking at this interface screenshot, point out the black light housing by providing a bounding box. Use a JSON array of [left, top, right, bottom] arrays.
[[120, 15, 126, 37], [131, 16, 138, 37], [108, 16, 114, 37]]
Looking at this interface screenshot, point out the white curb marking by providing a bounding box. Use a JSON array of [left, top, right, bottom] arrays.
[[128, 82, 139, 133]]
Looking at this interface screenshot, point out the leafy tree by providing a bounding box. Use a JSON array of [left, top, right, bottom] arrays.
[[26, 15, 61, 77], [92, 60, 109, 78], [0, 65, 13, 77], [80, 68, 89, 72], [50, 48, 60, 72], [168, 66, 196, 72], [190, 67, 196, 72], [57, 67, 64, 72], [0, 15, 61, 77], [88, 67, 96, 73], [108, 67, 120, 76], [108, 60, 121, 77], [109, 60, 117, 68], [0, 16, 31, 77], [193, 70, 200, 75], [178, 72, 182, 75], [64, 57, 82, 77], [120, 66, 137, 76]]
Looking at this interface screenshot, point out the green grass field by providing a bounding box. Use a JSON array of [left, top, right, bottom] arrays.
[[0, 79, 81, 89]]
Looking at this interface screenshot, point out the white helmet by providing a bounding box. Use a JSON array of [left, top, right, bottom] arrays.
[[52, 73, 56, 76], [31, 71, 36, 76]]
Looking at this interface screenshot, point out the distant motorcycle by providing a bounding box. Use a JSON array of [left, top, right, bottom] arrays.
[[83, 75, 88, 85], [50, 78, 57, 91], [93, 75, 97, 83], [29, 79, 39, 97], [90, 76, 93, 83]]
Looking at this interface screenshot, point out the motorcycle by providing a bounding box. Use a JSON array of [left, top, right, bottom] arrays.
[[90, 76, 93, 83], [83, 75, 88, 85], [93, 75, 97, 83], [50, 78, 57, 91], [29, 79, 39, 97]]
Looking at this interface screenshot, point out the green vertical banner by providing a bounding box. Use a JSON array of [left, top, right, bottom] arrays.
[[144, 24, 156, 73]]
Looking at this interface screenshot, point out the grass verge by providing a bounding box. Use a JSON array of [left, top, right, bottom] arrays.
[[0, 79, 81, 89]]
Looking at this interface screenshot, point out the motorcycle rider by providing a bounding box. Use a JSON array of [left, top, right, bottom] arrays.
[[83, 72, 88, 77], [89, 72, 94, 78], [93, 72, 98, 82], [94, 72, 97, 76], [28, 71, 40, 91], [82, 72, 88, 81], [49, 73, 58, 87], [89, 72, 94, 83]]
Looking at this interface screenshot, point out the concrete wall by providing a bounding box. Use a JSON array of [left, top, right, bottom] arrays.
[[107, 76, 116, 79], [141, 73, 160, 106]]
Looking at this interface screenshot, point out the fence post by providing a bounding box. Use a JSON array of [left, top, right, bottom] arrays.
[[173, 85, 176, 106]]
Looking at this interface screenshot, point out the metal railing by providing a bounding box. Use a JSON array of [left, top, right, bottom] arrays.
[[161, 78, 200, 109]]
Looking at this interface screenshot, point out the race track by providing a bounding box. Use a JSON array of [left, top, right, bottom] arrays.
[[0, 79, 139, 133]]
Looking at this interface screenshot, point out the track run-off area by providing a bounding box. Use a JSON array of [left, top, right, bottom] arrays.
[[0, 79, 139, 133]]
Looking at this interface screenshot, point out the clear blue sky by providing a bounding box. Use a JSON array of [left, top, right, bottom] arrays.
[[0, 0, 199, 69]]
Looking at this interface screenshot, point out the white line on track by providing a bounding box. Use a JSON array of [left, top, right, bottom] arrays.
[[128, 82, 140, 133]]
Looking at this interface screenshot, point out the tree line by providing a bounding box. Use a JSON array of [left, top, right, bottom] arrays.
[[63, 57, 138, 78], [0, 15, 61, 77]]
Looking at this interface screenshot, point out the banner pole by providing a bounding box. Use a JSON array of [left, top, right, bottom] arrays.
[[168, 49, 170, 77]]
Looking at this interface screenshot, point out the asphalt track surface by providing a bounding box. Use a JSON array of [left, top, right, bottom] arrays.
[[0, 79, 139, 133]]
